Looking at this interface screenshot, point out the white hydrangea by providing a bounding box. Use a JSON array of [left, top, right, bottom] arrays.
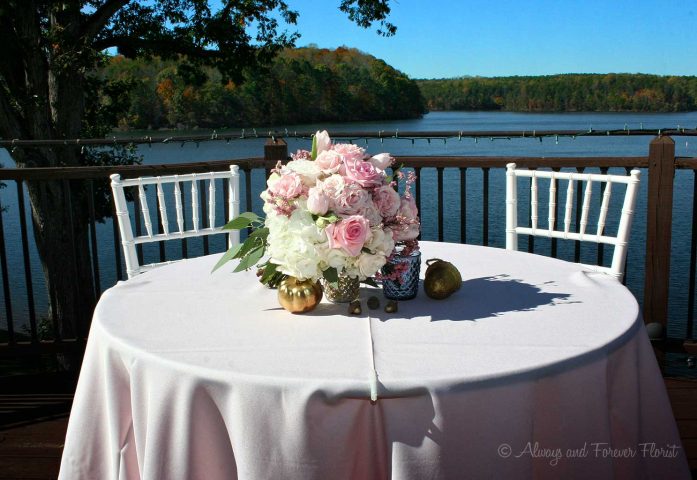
[[267, 208, 326, 280]]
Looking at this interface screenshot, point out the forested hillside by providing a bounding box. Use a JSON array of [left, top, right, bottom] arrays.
[[418, 74, 697, 112], [101, 47, 425, 130]]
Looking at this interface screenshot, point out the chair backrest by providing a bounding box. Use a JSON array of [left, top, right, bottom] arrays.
[[111, 165, 240, 279], [505, 163, 641, 281]]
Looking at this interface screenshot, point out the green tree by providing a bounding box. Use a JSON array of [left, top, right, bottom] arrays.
[[0, 0, 395, 362], [417, 73, 697, 113]]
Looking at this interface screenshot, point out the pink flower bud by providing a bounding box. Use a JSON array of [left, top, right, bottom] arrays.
[[307, 187, 329, 215]]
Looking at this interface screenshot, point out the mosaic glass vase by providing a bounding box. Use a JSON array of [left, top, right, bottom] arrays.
[[382, 250, 421, 301]]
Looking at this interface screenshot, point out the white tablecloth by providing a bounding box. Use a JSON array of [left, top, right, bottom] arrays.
[[59, 242, 690, 479]]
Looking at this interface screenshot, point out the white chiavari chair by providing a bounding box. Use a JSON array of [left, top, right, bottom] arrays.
[[110, 165, 240, 279], [506, 163, 641, 281]]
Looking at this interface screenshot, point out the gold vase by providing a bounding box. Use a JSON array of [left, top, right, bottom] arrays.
[[278, 277, 323, 314]]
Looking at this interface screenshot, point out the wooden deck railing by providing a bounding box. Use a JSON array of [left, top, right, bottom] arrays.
[[0, 134, 695, 366]]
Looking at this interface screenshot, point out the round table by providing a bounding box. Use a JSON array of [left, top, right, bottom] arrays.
[[59, 242, 689, 479]]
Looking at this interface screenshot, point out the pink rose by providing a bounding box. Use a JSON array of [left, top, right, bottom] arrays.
[[332, 182, 371, 215], [341, 158, 383, 188], [333, 143, 365, 163], [307, 187, 329, 215], [369, 153, 393, 171], [373, 185, 401, 218], [269, 172, 304, 199], [315, 150, 342, 173], [325, 215, 371, 257]]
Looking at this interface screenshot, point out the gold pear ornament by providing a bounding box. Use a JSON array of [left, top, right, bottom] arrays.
[[424, 258, 462, 299], [278, 277, 323, 313]]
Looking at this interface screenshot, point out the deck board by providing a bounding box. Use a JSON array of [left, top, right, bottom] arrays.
[[0, 417, 67, 480], [666, 378, 697, 473]]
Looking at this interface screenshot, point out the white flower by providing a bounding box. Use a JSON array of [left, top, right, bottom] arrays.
[[356, 252, 387, 278], [315, 130, 332, 156], [343, 261, 361, 279], [365, 228, 395, 256], [265, 172, 281, 191], [284, 159, 321, 187], [369, 153, 393, 171], [317, 174, 344, 199], [322, 246, 349, 270]]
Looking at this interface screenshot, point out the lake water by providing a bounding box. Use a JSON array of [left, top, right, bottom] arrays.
[[1, 111, 697, 345]]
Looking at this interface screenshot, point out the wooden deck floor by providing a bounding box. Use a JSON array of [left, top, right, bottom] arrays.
[[666, 378, 697, 474], [1, 380, 696, 479], [0, 417, 67, 480]]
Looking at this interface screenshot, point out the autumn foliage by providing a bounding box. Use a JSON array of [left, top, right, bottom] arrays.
[[102, 47, 425, 130]]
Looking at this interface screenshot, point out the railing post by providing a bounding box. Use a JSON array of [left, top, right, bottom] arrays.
[[264, 137, 288, 163], [643, 135, 675, 332]]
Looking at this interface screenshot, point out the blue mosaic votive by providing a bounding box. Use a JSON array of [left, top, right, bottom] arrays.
[[382, 250, 421, 300]]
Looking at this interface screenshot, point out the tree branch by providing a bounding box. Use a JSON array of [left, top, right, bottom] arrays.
[[81, 0, 132, 41], [93, 35, 226, 59]]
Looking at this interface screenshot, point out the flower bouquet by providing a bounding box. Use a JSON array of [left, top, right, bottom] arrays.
[[214, 131, 420, 309]]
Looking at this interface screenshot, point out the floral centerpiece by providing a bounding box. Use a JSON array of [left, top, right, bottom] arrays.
[[214, 131, 420, 308]]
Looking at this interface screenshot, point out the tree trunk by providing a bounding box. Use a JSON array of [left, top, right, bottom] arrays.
[[2, 3, 102, 369], [27, 178, 96, 340], [15, 147, 96, 370]]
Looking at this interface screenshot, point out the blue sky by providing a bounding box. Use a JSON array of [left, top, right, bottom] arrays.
[[240, 0, 697, 79]]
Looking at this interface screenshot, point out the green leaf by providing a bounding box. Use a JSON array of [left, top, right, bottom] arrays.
[[211, 243, 244, 272], [222, 212, 261, 230], [239, 211, 261, 221], [260, 262, 278, 283], [233, 235, 262, 259], [233, 246, 264, 272], [223, 216, 254, 230], [311, 133, 318, 160], [259, 262, 286, 288], [322, 267, 338, 286], [248, 227, 269, 240], [362, 277, 378, 288]]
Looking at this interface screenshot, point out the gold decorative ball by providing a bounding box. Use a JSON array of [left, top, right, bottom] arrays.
[[278, 277, 323, 314], [424, 258, 462, 300]]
